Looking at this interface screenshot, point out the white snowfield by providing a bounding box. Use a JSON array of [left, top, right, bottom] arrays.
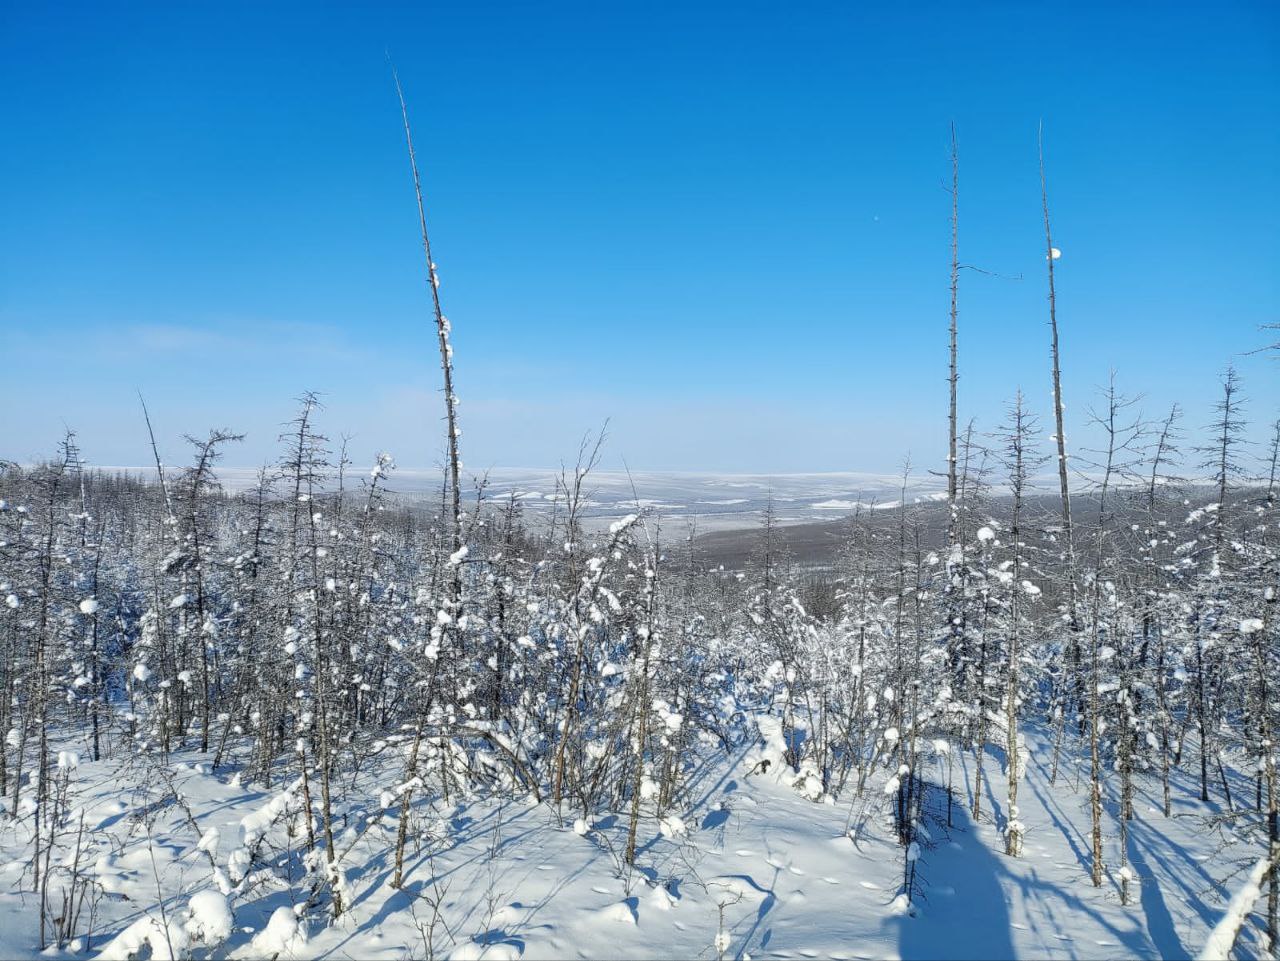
[[0, 724, 1263, 960], [92, 467, 943, 532]]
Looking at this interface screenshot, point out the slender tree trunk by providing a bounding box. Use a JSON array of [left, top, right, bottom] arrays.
[[1040, 125, 1081, 740], [393, 68, 464, 576]]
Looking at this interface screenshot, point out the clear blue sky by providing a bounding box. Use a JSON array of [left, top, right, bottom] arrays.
[[2, 1, 1276, 474]]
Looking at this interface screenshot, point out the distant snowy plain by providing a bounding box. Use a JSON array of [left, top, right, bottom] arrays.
[[100, 467, 946, 532]]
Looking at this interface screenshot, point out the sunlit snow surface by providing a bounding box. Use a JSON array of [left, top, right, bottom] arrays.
[[0, 726, 1253, 960]]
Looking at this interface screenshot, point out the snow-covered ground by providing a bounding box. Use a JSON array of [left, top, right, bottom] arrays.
[[0, 725, 1260, 960]]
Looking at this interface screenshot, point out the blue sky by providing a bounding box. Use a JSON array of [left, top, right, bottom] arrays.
[[1, 1, 1276, 474]]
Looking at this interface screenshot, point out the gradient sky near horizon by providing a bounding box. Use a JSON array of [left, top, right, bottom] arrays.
[[2, 2, 1277, 475]]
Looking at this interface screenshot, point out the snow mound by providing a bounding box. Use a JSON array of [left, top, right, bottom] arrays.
[[249, 906, 308, 958], [450, 940, 524, 960]]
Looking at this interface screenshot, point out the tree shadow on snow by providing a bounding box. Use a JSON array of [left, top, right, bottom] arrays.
[[896, 800, 1017, 961], [722, 866, 779, 960], [1124, 818, 1192, 961], [900, 764, 1170, 960], [702, 807, 730, 830]]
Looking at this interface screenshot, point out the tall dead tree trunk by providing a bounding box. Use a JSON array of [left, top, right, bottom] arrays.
[[947, 122, 960, 540], [390, 70, 469, 877], [945, 122, 965, 689], [393, 68, 464, 577], [1041, 124, 1082, 760]]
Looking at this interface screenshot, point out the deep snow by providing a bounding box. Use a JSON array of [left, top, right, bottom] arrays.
[[0, 725, 1265, 960]]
